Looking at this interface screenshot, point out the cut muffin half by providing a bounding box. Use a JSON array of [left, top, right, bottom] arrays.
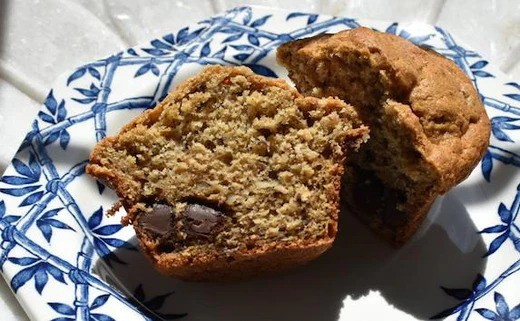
[[86, 65, 368, 280], [277, 27, 490, 246]]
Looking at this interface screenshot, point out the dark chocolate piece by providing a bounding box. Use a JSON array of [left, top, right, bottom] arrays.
[[183, 204, 224, 237], [138, 204, 173, 236], [353, 169, 408, 227]]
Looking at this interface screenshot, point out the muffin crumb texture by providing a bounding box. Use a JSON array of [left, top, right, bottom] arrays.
[[87, 65, 367, 280]]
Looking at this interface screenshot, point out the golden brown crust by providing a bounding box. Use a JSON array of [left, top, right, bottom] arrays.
[[277, 27, 490, 246], [135, 223, 334, 281]]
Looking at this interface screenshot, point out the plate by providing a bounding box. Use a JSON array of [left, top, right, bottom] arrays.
[[1, 6, 519, 321]]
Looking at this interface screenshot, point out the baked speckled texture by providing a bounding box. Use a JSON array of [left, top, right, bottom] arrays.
[[277, 27, 490, 246], [86, 65, 368, 280]]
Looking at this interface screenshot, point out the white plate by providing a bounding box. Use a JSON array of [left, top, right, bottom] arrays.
[[1, 6, 519, 321]]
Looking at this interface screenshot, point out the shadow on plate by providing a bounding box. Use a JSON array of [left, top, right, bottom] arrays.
[[93, 192, 487, 321]]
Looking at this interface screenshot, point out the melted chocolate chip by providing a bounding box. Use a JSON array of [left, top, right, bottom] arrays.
[[353, 169, 408, 228], [183, 204, 225, 237], [138, 204, 173, 236]]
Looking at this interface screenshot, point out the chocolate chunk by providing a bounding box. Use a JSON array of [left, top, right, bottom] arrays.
[[138, 204, 173, 236], [183, 204, 224, 237], [353, 168, 408, 227]]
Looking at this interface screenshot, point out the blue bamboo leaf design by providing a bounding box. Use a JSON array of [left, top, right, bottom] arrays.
[[150, 64, 160, 76], [0, 200, 5, 218], [8, 257, 39, 266], [484, 232, 509, 257], [245, 64, 277, 78], [0, 185, 40, 196], [248, 34, 259, 46], [51, 317, 75, 321], [38, 111, 55, 124], [88, 67, 101, 80], [1, 176, 38, 185], [57, 101, 67, 122], [212, 46, 227, 59], [135, 64, 151, 77], [307, 14, 318, 25], [176, 27, 189, 43], [45, 91, 58, 114], [48, 302, 75, 315], [19, 190, 44, 207], [286, 12, 308, 21], [481, 151, 493, 182], [11, 265, 38, 292], [492, 127, 514, 142], [474, 70, 494, 78], [223, 33, 243, 43], [200, 42, 211, 57], [230, 44, 254, 51], [176, 27, 204, 45], [480, 224, 508, 233], [233, 53, 250, 62], [142, 48, 167, 56], [67, 68, 87, 85], [144, 291, 175, 310], [163, 33, 175, 45], [37, 216, 75, 242], [498, 203, 513, 223], [505, 94, 520, 102], [101, 238, 136, 250], [93, 224, 123, 235], [385, 22, 398, 34], [475, 292, 520, 320], [441, 286, 472, 300], [151, 39, 173, 50], [46, 265, 66, 284], [505, 82, 520, 90], [35, 267, 49, 293], [72, 97, 97, 104], [3, 215, 20, 223], [476, 308, 498, 319], [90, 294, 110, 310], [242, 7, 252, 24], [36, 222, 53, 242], [473, 274, 487, 293], [10, 261, 68, 294], [470, 60, 489, 69], [74, 87, 100, 97], [250, 15, 271, 27], [90, 314, 116, 321], [88, 207, 103, 228], [95, 181, 105, 194], [60, 130, 70, 150], [131, 284, 187, 319], [127, 48, 138, 56], [45, 131, 61, 145]]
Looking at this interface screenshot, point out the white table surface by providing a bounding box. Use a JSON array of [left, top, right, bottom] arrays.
[[0, 0, 519, 319]]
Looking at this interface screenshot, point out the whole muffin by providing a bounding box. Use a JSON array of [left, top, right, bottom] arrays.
[[86, 65, 368, 280], [277, 27, 490, 246]]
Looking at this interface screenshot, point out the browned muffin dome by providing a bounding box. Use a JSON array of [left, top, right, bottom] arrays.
[[277, 27, 490, 246]]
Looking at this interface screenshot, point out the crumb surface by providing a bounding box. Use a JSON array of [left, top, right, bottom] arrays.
[[87, 65, 368, 279]]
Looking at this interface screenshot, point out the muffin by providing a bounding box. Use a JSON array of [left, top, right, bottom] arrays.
[[277, 27, 490, 246], [86, 65, 368, 280]]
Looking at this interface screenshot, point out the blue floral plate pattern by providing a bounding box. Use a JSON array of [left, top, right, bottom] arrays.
[[0, 6, 519, 321]]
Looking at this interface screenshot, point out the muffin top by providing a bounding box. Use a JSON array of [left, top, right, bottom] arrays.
[[277, 27, 490, 191]]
